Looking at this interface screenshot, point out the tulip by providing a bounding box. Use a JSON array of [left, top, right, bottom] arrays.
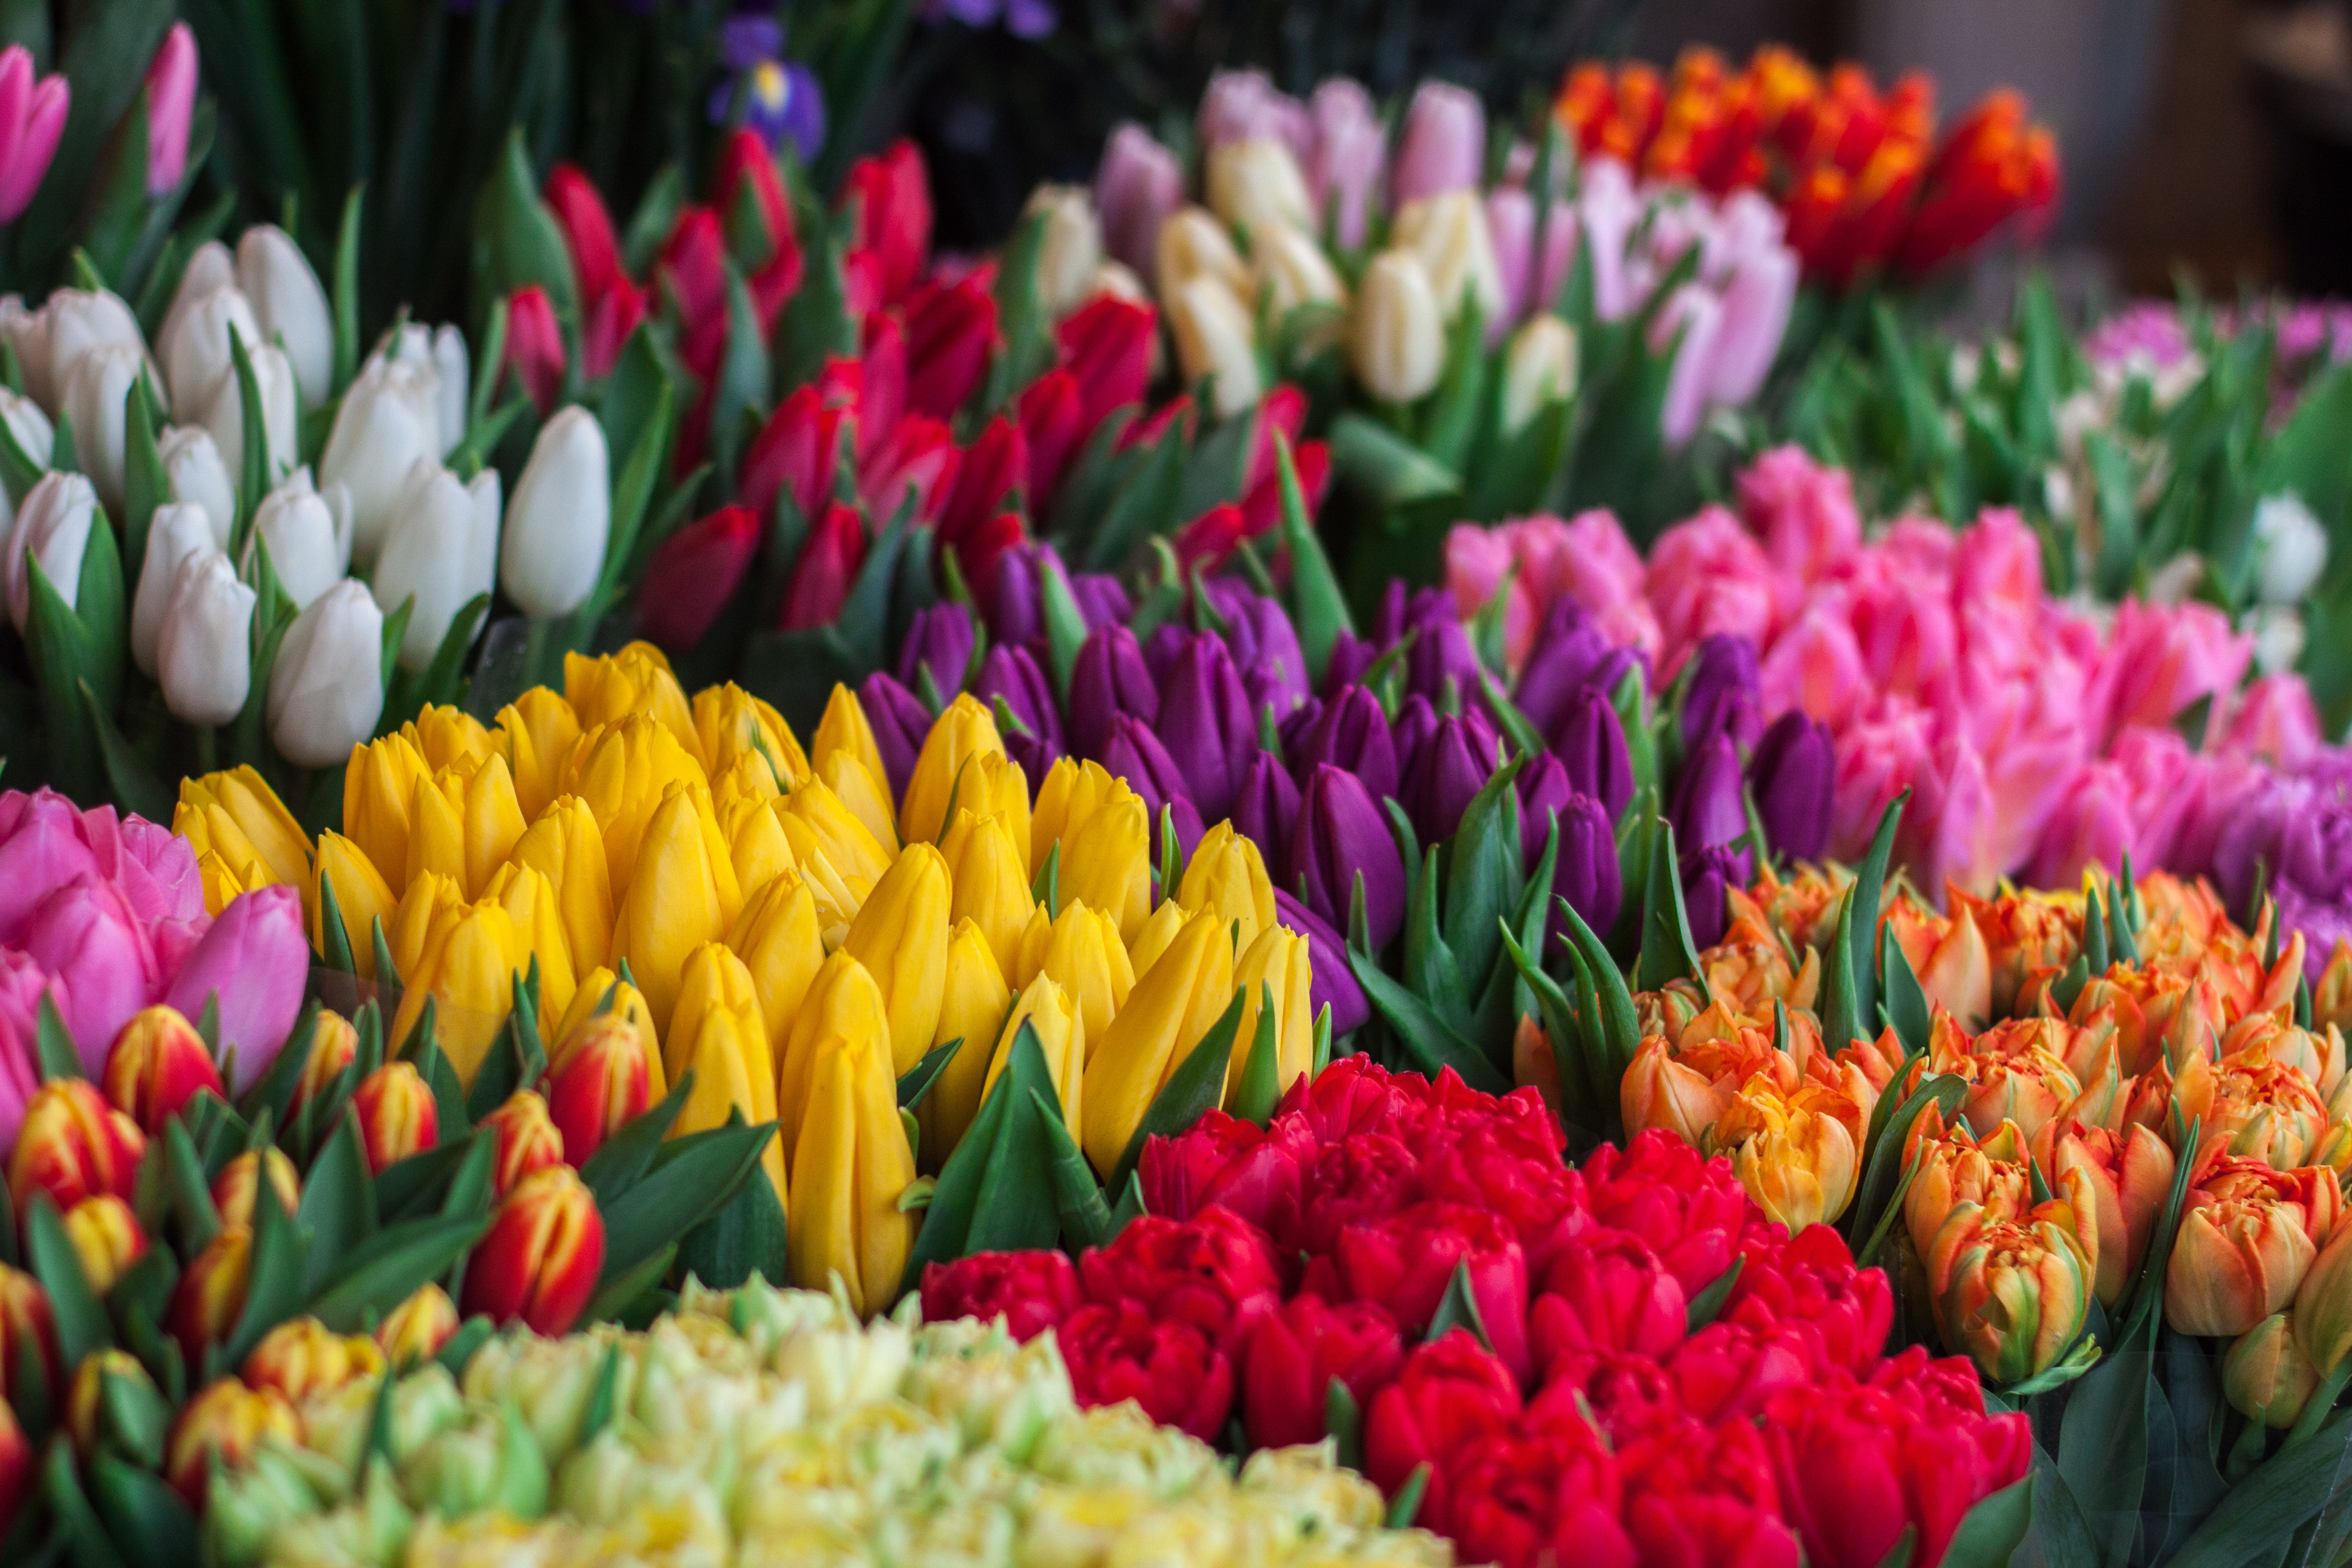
[[1926, 1193, 2095, 1384], [636, 504, 759, 650], [145, 433, 233, 558], [163, 1378, 298, 1507], [227, 225, 331, 410], [1391, 81, 1484, 208], [1177, 820, 1278, 954], [21, 874, 158, 1073], [923, 917, 1014, 1155], [841, 139, 931, 306], [65, 1347, 162, 1463], [1711, 1078, 1860, 1230], [1749, 711, 1833, 864], [462, 1165, 604, 1336], [899, 693, 1007, 848], [322, 358, 443, 564], [284, 1012, 357, 1116], [981, 972, 1084, 1130], [200, 338, 298, 486], [242, 1316, 385, 1407], [1290, 763, 1406, 953], [497, 284, 565, 415], [542, 1014, 649, 1165], [210, 1147, 300, 1230], [178, 765, 310, 895], [349, 1062, 435, 1172], [62, 341, 139, 509], [1207, 138, 1316, 242], [306, 832, 392, 978], [897, 602, 978, 706], [163, 884, 306, 1088], [1228, 924, 1314, 1106], [1552, 684, 1634, 826], [1353, 250, 1444, 404], [0, 1265, 58, 1414], [1392, 190, 1506, 327], [154, 549, 255, 726], [241, 470, 352, 614], [500, 407, 611, 618], [838, 842, 953, 1075], [2170, 1160, 2342, 1339], [60, 1194, 145, 1293], [1499, 315, 1578, 437], [390, 898, 530, 1082], [266, 580, 387, 768], [169, 1223, 251, 1363], [778, 500, 866, 630], [101, 1004, 222, 1132], [1030, 759, 1149, 940], [904, 275, 997, 420], [607, 784, 733, 1035], [1095, 124, 1184, 273], [4, 469, 96, 633], [373, 463, 499, 670], [1362, 1330, 1523, 1535], [0, 46, 67, 225], [142, 23, 197, 195], [1023, 183, 1105, 321], [35, 289, 146, 412], [2226, 1313, 2320, 1428], [1067, 626, 1158, 764], [1167, 274, 1262, 420], [1081, 908, 1236, 1176], [375, 1282, 459, 1367], [1239, 1292, 1404, 1451], [1056, 294, 1156, 438], [551, 967, 661, 1077], [788, 1020, 916, 1317], [477, 1089, 565, 1199]]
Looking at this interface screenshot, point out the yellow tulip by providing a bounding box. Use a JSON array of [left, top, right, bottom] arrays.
[[1080, 908, 1236, 1176], [1227, 924, 1313, 1106], [194, 844, 273, 919], [1178, 822, 1277, 954], [694, 683, 808, 791], [773, 831, 873, 945], [177, 766, 311, 889], [983, 973, 1083, 1132], [312, 831, 395, 979], [494, 687, 583, 825], [507, 796, 615, 975], [776, 951, 890, 1147], [1034, 760, 1149, 944], [818, 749, 901, 857], [1030, 757, 1111, 872], [778, 777, 892, 889], [718, 782, 798, 901], [939, 809, 1038, 978], [611, 784, 734, 1035], [1032, 902, 1135, 1056], [400, 704, 496, 773], [1714, 1078, 1862, 1231], [386, 871, 463, 987], [406, 754, 527, 900], [923, 918, 1013, 1157], [551, 967, 665, 1099], [665, 942, 768, 1090], [390, 901, 526, 1086], [343, 733, 433, 897], [480, 863, 579, 1040], [900, 694, 1006, 847], [561, 713, 708, 896], [728, 872, 826, 1064], [1127, 900, 1186, 980], [841, 844, 952, 1075], [810, 684, 889, 814], [788, 1024, 915, 1317], [671, 998, 785, 1207], [960, 753, 1031, 870], [566, 643, 703, 771]]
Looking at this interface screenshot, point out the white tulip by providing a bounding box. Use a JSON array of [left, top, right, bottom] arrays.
[[162, 286, 261, 424], [1089, 261, 1150, 305], [266, 578, 385, 769], [499, 406, 609, 619], [40, 289, 148, 414], [156, 550, 255, 726], [1390, 191, 1504, 325], [236, 225, 335, 409], [0, 385, 53, 469], [132, 501, 217, 677], [246, 468, 355, 611], [1500, 314, 1578, 436], [1166, 275, 1262, 419], [62, 343, 141, 512], [1206, 138, 1316, 244], [2254, 491, 2329, 606], [1154, 206, 1250, 300], [0, 295, 43, 410], [373, 459, 500, 669], [157, 241, 235, 362], [1024, 185, 1104, 321], [200, 340, 299, 494], [5, 470, 98, 632], [1251, 222, 1348, 319], [158, 426, 236, 548], [430, 327, 468, 455], [2248, 605, 2307, 675], [322, 357, 443, 565], [1352, 250, 1443, 404]]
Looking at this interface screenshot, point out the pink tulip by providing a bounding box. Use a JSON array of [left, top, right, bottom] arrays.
[[164, 885, 305, 1093], [143, 24, 197, 197], [1652, 282, 1724, 448], [1646, 504, 1783, 676], [1954, 507, 2045, 617], [1737, 446, 1861, 586], [2108, 727, 2200, 871], [0, 1006, 35, 1154], [1444, 524, 1534, 664], [0, 790, 104, 946], [1307, 78, 1385, 249], [2223, 673, 2323, 770], [2094, 598, 2253, 747], [2171, 750, 2270, 881], [1577, 159, 1642, 322], [1946, 659, 2093, 880], [1390, 82, 1483, 210], [2028, 760, 2136, 890], [1198, 69, 1311, 156], [1761, 599, 1870, 732], [1095, 124, 1184, 275], [22, 875, 160, 1074], [0, 947, 61, 1080], [1553, 509, 1658, 650], [0, 46, 67, 224], [1709, 249, 1798, 408], [84, 807, 205, 927], [1909, 728, 1996, 899], [1828, 700, 1936, 866], [1844, 550, 1959, 706]]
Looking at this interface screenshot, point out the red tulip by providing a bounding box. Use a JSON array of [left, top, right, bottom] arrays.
[[779, 502, 867, 630], [1241, 384, 1308, 497], [1530, 1231, 1688, 1377], [1667, 1319, 1817, 1423], [1058, 1300, 1232, 1441], [1362, 1329, 1523, 1535], [478, 1089, 565, 1198], [504, 285, 566, 415], [544, 1014, 652, 1164], [582, 277, 646, 381], [0, 1395, 28, 1537], [858, 415, 960, 525], [1897, 91, 2059, 276], [904, 275, 999, 420], [1327, 1200, 1532, 1384], [715, 129, 802, 325], [1078, 1207, 1282, 1357], [1580, 1129, 1754, 1296], [936, 415, 1027, 550], [1418, 1098, 1584, 1274], [659, 205, 731, 367], [954, 513, 1028, 611], [544, 163, 627, 300], [860, 312, 907, 458], [1237, 437, 1328, 542], [918, 1250, 1083, 1342], [1056, 295, 1155, 438], [0, 1266, 60, 1411], [1726, 1224, 1893, 1378], [1276, 1052, 1425, 1145], [1016, 368, 1084, 510], [637, 504, 760, 648], [1139, 1107, 1314, 1243], [1296, 1130, 1425, 1255], [1173, 503, 1248, 575], [461, 1165, 605, 1336], [1239, 1292, 1404, 1449], [741, 386, 850, 525], [1449, 1424, 1634, 1568], [840, 140, 931, 307], [1618, 1420, 1801, 1568]]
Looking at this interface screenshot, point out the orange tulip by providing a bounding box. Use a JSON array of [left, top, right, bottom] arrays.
[[2169, 1159, 2343, 1339]]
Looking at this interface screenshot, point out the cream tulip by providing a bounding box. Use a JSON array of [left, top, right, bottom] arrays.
[[159, 425, 236, 548], [499, 406, 609, 619], [1352, 250, 1443, 404], [373, 460, 500, 670], [1390, 190, 1505, 324], [1166, 275, 1262, 419], [246, 469, 355, 610], [1500, 314, 1577, 436], [1026, 185, 1105, 321], [1154, 206, 1250, 299], [266, 579, 386, 768], [4, 470, 97, 632], [131, 502, 218, 677], [322, 356, 444, 565], [1206, 138, 1315, 243], [156, 550, 255, 726]]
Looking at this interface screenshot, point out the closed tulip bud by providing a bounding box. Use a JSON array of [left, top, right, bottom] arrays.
[[696, 683, 806, 790], [309, 832, 392, 979], [924, 919, 1015, 1156], [728, 872, 825, 1064], [1081, 909, 1237, 1175], [211, 1147, 299, 1230], [550, 969, 661, 1083], [939, 810, 1037, 979], [789, 1020, 916, 1317], [1035, 761, 1152, 945], [234, 225, 333, 408], [0, 1397, 23, 1534], [245, 1317, 383, 1407], [179, 765, 310, 892], [842, 843, 953, 1075], [544, 1014, 649, 1164], [288, 1012, 358, 1113], [201, 338, 298, 486], [985, 973, 1084, 1130], [1501, 315, 1577, 435], [2227, 1313, 2321, 1428], [386, 870, 461, 985], [165, 1378, 299, 1506], [1032, 902, 1135, 1053], [351, 1062, 438, 1173], [479, 862, 578, 1037], [342, 733, 430, 898], [462, 1165, 604, 1336], [102, 1004, 223, 1132], [778, 951, 891, 1148], [498, 804, 608, 981], [403, 755, 524, 902], [61, 1195, 146, 1293], [374, 462, 499, 670], [818, 746, 904, 862], [155, 549, 255, 726], [671, 982, 786, 1206], [1926, 1190, 2096, 1384], [37, 289, 144, 412], [1390, 191, 1505, 325], [170, 1225, 252, 1363], [2172, 1160, 2342, 1339], [1207, 139, 1315, 240], [375, 1282, 459, 1368], [1155, 206, 1250, 300], [1352, 251, 1443, 404], [562, 713, 706, 896], [322, 358, 442, 565], [477, 1090, 565, 1198], [1289, 763, 1407, 954], [62, 342, 140, 510], [501, 407, 611, 618], [4, 469, 97, 633], [1177, 821, 1277, 953], [0, 1265, 59, 1411], [65, 1348, 159, 1459], [131, 502, 218, 678], [158, 425, 235, 545], [496, 689, 586, 825], [612, 784, 735, 1036], [395, 902, 527, 1086], [1026, 184, 1105, 320], [566, 642, 701, 766], [1096, 124, 1184, 273], [811, 683, 889, 805], [778, 777, 890, 896], [267, 580, 386, 769], [1228, 925, 1314, 1107], [1167, 274, 1262, 420], [895, 694, 1004, 848], [10, 1079, 144, 1217]]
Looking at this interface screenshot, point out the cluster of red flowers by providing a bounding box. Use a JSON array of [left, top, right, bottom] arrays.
[[923, 1057, 2028, 1568], [1555, 46, 2059, 286]]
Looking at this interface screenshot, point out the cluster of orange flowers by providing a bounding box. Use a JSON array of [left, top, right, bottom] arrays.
[[1555, 46, 2060, 285]]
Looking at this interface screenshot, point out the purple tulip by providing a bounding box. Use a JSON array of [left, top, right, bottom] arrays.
[[1679, 634, 1763, 751], [860, 671, 933, 799], [1307, 78, 1385, 250], [1293, 685, 1401, 806], [1142, 621, 1188, 687], [1552, 686, 1633, 825], [1198, 69, 1312, 155], [1156, 633, 1255, 824], [1407, 615, 1485, 713], [897, 602, 977, 702], [1231, 751, 1301, 859], [1679, 843, 1752, 951], [1103, 714, 1204, 858], [1403, 714, 1491, 845], [1096, 123, 1184, 274], [1551, 790, 1623, 939], [1278, 695, 1323, 756], [1290, 763, 1406, 952], [166, 884, 306, 1091], [1069, 625, 1158, 762], [1485, 187, 1576, 326], [24, 874, 161, 1073], [1518, 752, 1574, 867], [1671, 731, 1749, 855], [974, 643, 1063, 752], [2279, 882, 2352, 983], [1512, 600, 1615, 739], [1322, 631, 1376, 695], [1749, 712, 1833, 866], [1390, 81, 1484, 210], [1274, 887, 1370, 1036], [1392, 693, 1438, 784], [1372, 581, 1410, 648], [2282, 799, 2352, 903], [1070, 571, 1131, 630], [989, 545, 1044, 647], [1205, 581, 1311, 718]]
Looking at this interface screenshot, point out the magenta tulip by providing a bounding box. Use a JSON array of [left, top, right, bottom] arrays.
[[165, 885, 306, 1093], [22, 875, 160, 1075]]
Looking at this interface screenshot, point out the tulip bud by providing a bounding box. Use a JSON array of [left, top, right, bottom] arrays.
[[170, 1224, 252, 1364], [939, 809, 1037, 980], [323, 357, 443, 565], [900, 693, 1009, 849], [1154, 205, 1250, 299], [1096, 124, 1184, 273], [372, 463, 499, 671], [788, 1014, 915, 1317], [158, 425, 236, 545], [351, 1062, 437, 1173], [1031, 901, 1135, 1048], [1080, 909, 1237, 1176], [728, 870, 825, 1061], [163, 286, 259, 425], [0, 1265, 59, 1413], [38, 290, 144, 412], [211, 1147, 300, 1230], [1166, 275, 1262, 420], [502, 285, 565, 413], [391, 901, 528, 1085], [500, 406, 611, 619], [1228, 924, 1314, 1107], [2227, 1314, 2321, 1429], [1352, 251, 1443, 404], [984, 973, 1084, 1130], [308, 832, 392, 979], [842, 843, 954, 1075], [266, 580, 387, 769], [4, 469, 97, 634], [1034, 762, 1151, 946], [1925, 1188, 2096, 1384], [102, 1004, 223, 1132], [62, 342, 140, 510], [1390, 191, 1505, 325], [461, 1165, 605, 1336], [65, 1347, 160, 1460], [923, 918, 1015, 1157], [376, 1282, 459, 1368], [9, 1078, 145, 1217], [1501, 315, 1577, 436], [1177, 821, 1277, 954], [611, 784, 737, 1036], [155, 548, 256, 726], [164, 1378, 299, 1506], [61, 1195, 146, 1293], [1390, 81, 1483, 208], [475, 1090, 563, 1199], [1206, 139, 1315, 240], [543, 1014, 650, 1165], [1022, 184, 1106, 323], [236, 225, 334, 408], [287, 1012, 358, 1113], [201, 338, 299, 487], [1252, 222, 1349, 325], [244, 1315, 385, 1404]]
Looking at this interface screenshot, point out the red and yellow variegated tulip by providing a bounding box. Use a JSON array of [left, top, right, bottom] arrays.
[[478, 1090, 566, 1197], [8, 1079, 145, 1218], [350, 1062, 438, 1173], [375, 1283, 460, 1368], [211, 1148, 300, 1230], [461, 1165, 604, 1336], [543, 1014, 651, 1164], [61, 1196, 146, 1294], [100, 1005, 223, 1133], [169, 1225, 252, 1364], [65, 1349, 156, 1457], [288, 1012, 359, 1113], [0, 1267, 60, 1409], [164, 1378, 299, 1505], [242, 1316, 385, 1404]]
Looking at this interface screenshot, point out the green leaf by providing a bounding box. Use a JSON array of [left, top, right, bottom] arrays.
[[1329, 413, 1461, 508], [223, 1171, 306, 1366], [25, 1195, 112, 1368], [1823, 882, 1868, 1052], [470, 127, 579, 321], [305, 1215, 490, 1334], [1032, 1088, 1115, 1252], [330, 185, 363, 395], [1634, 818, 1706, 994], [582, 1241, 681, 1328], [1848, 791, 1907, 1044], [598, 1122, 774, 1286], [1684, 1257, 1744, 1333], [121, 369, 168, 576], [2164, 1410, 2352, 1568], [965, 1025, 1075, 1254], [1847, 1073, 1968, 1260], [373, 1136, 479, 1226], [896, 1037, 963, 1111], [1038, 554, 1088, 702], [34, 994, 81, 1081], [1346, 946, 1509, 1095], [1880, 918, 1936, 1052], [1873, 1525, 1918, 1568], [1276, 431, 1352, 685], [1231, 982, 1283, 1125], [1384, 1463, 1431, 1530], [1558, 894, 1641, 1089], [1938, 1475, 2035, 1568], [1108, 989, 1252, 1193], [43, 1438, 129, 1568], [675, 1162, 788, 1293], [296, 1115, 377, 1295], [82, 680, 174, 825], [1442, 753, 1528, 997], [1424, 1258, 1493, 1350]]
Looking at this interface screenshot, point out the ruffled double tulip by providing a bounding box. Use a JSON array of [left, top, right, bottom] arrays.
[[2170, 1159, 2343, 1339], [1710, 1078, 1860, 1231], [2033, 1118, 2176, 1306], [1925, 1183, 2096, 1384]]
